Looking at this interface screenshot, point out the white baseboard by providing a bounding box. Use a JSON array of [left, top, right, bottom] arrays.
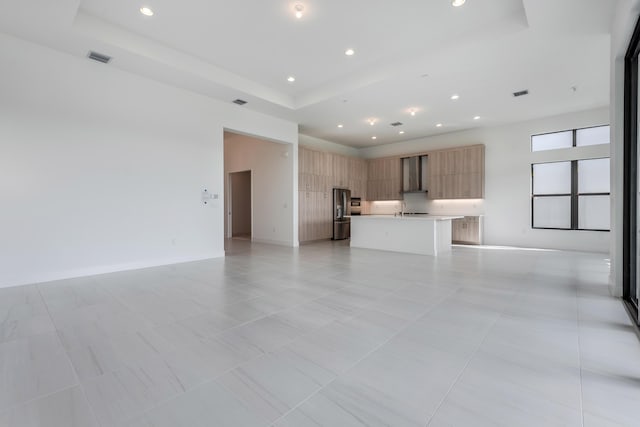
[[0, 252, 225, 289], [251, 238, 296, 247]]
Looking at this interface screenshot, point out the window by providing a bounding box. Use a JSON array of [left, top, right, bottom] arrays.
[[531, 125, 610, 152], [578, 158, 610, 230], [531, 126, 610, 231], [576, 125, 610, 147], [532, 162, 572, 229], [531, 131, 573, 152]]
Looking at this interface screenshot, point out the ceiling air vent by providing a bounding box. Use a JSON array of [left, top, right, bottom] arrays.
[[513, 89, 529, 97], [232, 99, 248, 105], [390, 122, 403, 127], [87, 51, 111, 64]]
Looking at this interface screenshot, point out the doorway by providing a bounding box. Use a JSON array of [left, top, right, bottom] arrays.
[[229, 170, 252, 240]]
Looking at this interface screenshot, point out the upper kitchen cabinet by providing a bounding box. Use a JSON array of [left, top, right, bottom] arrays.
[[367, 157, 402, 200], [348, 157, 368, 199], [428, 145, 484, 199], [331, 154, 350, 188], [298, 146, 332, 192]]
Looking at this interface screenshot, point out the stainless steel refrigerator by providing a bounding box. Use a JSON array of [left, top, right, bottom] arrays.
[[333, 188, 351, 240]]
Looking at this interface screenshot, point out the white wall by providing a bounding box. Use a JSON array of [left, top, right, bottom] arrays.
[[0, 33, 298, 288], [299, 134, 360, 157], [359, 108, 611, 253], [224, 133, 296, 246]]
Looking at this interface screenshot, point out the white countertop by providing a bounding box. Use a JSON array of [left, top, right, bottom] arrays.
[[352, 214, 463, 221]]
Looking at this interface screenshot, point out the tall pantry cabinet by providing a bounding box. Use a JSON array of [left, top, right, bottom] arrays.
[[298, 147, 367, 242]]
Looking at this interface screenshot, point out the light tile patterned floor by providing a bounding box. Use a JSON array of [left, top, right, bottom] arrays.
[[0, 240, 638, 426]]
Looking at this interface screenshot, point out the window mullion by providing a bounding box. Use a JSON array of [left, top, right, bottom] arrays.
[[571, 160, 578, 230]]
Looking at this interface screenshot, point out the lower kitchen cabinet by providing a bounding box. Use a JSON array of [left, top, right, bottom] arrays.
[[299, 191, 332, 242], [451, 216, 482, 245]]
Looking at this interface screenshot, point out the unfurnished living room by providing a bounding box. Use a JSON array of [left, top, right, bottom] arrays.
[[2, 1, 640, 426]]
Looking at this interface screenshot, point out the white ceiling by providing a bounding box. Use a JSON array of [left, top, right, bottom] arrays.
[[0, 0, 616, 148]]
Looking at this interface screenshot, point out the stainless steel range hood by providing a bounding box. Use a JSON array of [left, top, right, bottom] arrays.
[[402, 155, 428, 193]]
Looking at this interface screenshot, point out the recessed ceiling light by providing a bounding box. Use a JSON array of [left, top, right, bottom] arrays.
[[139, 6, 154, 16], [399, 131, 405, 134], [337, 124, 344, 128], [345, 48, 355, 56], [473, 116, 481, 120], [436, 123, 443, 127], [371, 136, 377, 140], [450, 94, 460, 100], [368, 119, 376, 126], [410, 109, 416, 116], [287, 76, 296, 82], [294, 3, 304, 19], [452, 0, 466, 7]]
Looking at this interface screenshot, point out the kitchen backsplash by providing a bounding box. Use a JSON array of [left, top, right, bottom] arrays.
[[364, 200, 401, 215], [364, 193, 485, 216]]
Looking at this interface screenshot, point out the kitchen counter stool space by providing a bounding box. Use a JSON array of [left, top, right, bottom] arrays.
[[350, 215, 462, 256]]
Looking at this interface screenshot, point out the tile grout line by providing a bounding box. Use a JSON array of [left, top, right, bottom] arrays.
[[169, 278, 415, 419], [267, 291, 455, 427], [2, 253, 399, 422], [15, 243, 605, 426], [54, 258, 380, 423], [34, 283, 102, 427], [427, 258, 533, 427], [91, 274, 400, 424], [423, 311, 503, 427], [0, 384, 79, 417]]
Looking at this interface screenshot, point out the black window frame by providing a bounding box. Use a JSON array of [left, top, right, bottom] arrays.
[[623, 15, 640, 323], [530, 125, 610, 152], [531, 156, 611, 232], [531, 160, 573, 230]]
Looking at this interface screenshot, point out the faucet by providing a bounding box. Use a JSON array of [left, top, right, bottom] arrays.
[[400, 202, 406, 217]]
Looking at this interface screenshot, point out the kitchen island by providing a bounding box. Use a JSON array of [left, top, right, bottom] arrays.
[[350, 215, 463, 256]]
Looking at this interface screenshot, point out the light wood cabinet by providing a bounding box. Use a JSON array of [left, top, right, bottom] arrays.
[[452, 216, 482, 244], [428, 145, 484, 199], [299, 147, 335, 242], [298, 190, 332, 242], [299, 147, 333, 193], [366, 157, 402, 201], [348, 158, 368, 199], [298, 144, 483, 242], [331, 154, 349, 188], [298, 147, 368, 242]]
